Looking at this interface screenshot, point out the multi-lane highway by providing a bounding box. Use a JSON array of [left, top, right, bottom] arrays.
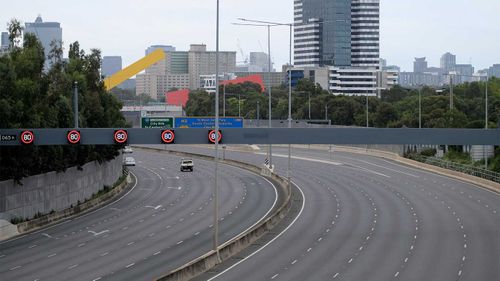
[[164, 145, 500, 281], [0, 149, 278, 281]]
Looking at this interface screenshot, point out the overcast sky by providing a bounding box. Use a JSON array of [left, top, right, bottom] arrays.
[[2, 0, 499, 72]]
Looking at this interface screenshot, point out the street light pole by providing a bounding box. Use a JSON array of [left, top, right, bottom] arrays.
[[73, 82, 79, 128], [267, 25, 273, 169], [485, 76, 489, 169], [419, 87, 422, 129], [223, 83, 226, 117], [213, 0, 220, 262], [257, 100, 260, 127], [366, 95, 369, 127], [287, 23, 292, 192], [308, 92, 311, 120]]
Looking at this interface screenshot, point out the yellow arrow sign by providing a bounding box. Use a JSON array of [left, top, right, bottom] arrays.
[[104, 49, 166, 91]]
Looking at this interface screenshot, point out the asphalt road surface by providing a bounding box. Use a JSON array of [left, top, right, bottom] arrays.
[[166, 145, 500, 281], [0, 148, 277, 281]]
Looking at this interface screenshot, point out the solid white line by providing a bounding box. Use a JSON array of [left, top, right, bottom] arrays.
[[207, 182, 306, 281]]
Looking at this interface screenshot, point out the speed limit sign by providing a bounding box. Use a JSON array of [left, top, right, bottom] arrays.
[[208, 130, 222, 144], [161, 130, 175, 144], [114, 129, 128, 144], [20, 130, 35, 145], [67, 130, 81, 144]]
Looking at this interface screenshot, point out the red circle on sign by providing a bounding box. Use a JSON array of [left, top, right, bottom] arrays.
[[161, 130, 175, 144], [114, 130, 128, 144], [67, 130, 81, 144], [20, 130, 35, 145], [208, 130, 222, 144]]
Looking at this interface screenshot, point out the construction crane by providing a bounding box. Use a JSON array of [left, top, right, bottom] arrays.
[[236, 39, 248, 65]]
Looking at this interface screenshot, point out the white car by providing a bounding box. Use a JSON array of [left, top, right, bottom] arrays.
[[123, 146, 133, 153], [124, 157, 136, 166]]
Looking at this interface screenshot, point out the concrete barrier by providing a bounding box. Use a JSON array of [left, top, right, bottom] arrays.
[[15, 172, 130, 234], [135, 147, 292, 281]]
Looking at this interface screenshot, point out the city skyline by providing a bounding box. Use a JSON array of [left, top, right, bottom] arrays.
[[1, 0, 499, 72]]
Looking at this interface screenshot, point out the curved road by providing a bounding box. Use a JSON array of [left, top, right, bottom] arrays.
[[167, 145, 500, 281], [0, 148, 277, 281]]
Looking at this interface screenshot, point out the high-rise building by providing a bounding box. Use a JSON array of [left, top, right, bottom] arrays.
[[293, 0, 380, 96], [188, 44, 236, 89], [24, 16, 62, 70], [440, 52, 456, 72], [1, 32, 8, 48], [414, 57, 428, 73], [489, 64, 500, 78], [136, 44, 235, 99], [250, 52, 271, 72], [101, 56, 122, 77], [145, 45, 175, 55]]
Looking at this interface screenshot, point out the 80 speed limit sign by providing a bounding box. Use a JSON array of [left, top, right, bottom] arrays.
[[114, 129, 128, 144], [161, 130, 175, 144], [20, 130, 35, 145], [67, 130, 81, 144], [208, 130, 222, 144]]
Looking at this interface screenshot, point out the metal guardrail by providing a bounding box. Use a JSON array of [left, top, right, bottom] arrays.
[[413, 155, 500, 183]]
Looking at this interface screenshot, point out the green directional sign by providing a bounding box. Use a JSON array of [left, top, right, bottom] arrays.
[[141, 117, 174, 128]]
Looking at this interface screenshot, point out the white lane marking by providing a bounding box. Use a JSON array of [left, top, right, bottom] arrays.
[[194, 231, 200, 236], [177, 240, 183, 245], [126, 263, 135, 268], [88, 230, 109, 236], [78, 243, 86, 247], [127, 242, 135, 246], [348, 258, 353, 264], [92, 277, 102, 281], [41, 233, 53, 239], [333, 273, 340, 278], [0, 172, 139, 246], [153, 251, 161, 256], [404, 257, 408, 263], [10, 265, 21, 270], [458, 270, 462, 276], [394, 271, 400, 277], [255, 152, 342, 166], [28, 244, 37, 249], [307, 247, 312, 252], [271, 274, 279, 279], [0, 254, 5, 258], [167, 186, 183, 190], [291, 259, 298, 265], [343, 156, 419, 178], [68, 264, 78, 269], [48, 253, 57, 258], [100, 251, 109, 256], [165, 176, 180, 180], [145, 205, 162, 210], [207, 182, 306, 281]]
